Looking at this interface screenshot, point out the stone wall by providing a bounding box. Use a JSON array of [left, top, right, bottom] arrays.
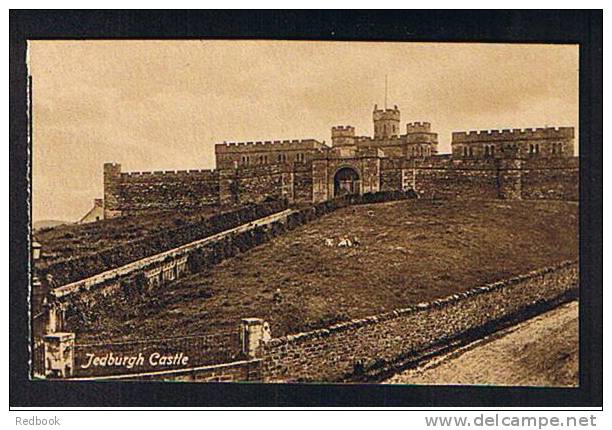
[[378, 156, 579, 201], [103, 163, 219, 216], [218, 164, 296, 205], [52, 201, 289, 295], [104, 153, 578, 216], [411, 157, 500, 199], [61, 261, 577, 383], [292, 163, 314, 204], [215, 139, 326, 169], [520, 157, 579, 201], [261, 261, 578, 383], [451, 127, 575, 159], [105, 162, 311, 212]]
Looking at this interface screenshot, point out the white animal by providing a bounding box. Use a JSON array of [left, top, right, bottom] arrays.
[[338, 238, 352, 248], [324, 238, 334, 247]]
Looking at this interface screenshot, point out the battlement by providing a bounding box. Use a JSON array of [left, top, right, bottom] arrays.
[[373, 105, 401, 121], [120, 169, 218, 181], [331, 125, 356, 147], [121, 169, 216, 177], [406, 122, 432, 133], [103, 162, 122, 175], [331, 125, 356, 137], [215, 138, 324, 153], [452, 127, 575, 143]]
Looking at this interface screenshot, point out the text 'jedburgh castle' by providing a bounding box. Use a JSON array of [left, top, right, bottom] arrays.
[[102, 104, 577, 218]]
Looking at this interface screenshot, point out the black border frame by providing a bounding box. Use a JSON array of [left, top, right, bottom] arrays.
[[9, 10, 603, 408]]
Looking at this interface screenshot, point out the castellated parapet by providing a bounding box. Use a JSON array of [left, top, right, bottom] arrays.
[[451, 127, 575, 159], [119, 168, 217, 180], [452, 127, 574, 143], [331, 125, 355, 137], [373, 105, 401, 121], [373, 104, 401, 139], [215, 138, 325, 153], [406, 122, 432, 134], [215, 138, 327, 169], [331, 125, 356, 147]]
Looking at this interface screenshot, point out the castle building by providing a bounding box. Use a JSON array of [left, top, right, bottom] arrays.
[[103, 103, 577, 218], [451, 127, 575, 159]]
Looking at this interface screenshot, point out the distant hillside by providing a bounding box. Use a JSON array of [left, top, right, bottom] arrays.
[[33, 220, 70, 231]]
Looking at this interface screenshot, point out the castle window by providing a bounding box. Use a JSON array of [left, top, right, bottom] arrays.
[[535, 144, 540, 154], [491, 146, 495, 157], [552, 143, 557, 154], [484, 146, 490, 157], [469, 147, 474, 157], [529, 144, 534, 154], [463, 147, 468, 158]]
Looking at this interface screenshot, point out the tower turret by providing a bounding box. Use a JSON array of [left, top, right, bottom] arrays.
[[373, 104, 400, 139], [103, 162, 122, 219], [331, 125, 356, 147], [406, 122, 431, 134]]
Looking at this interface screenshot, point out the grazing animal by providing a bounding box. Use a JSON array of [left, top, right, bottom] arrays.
[[338, 238, 352, 248]]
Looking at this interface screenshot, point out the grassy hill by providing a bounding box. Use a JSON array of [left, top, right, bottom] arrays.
[[73, 199, 579, 341]]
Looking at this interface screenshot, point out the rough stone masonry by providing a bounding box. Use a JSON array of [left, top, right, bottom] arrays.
[[103, 104, 577, 218]]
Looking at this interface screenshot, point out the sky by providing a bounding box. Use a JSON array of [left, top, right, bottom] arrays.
[[28, 40, 578, 222]]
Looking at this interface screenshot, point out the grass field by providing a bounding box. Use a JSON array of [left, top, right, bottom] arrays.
[[75, 199, 578, 341]]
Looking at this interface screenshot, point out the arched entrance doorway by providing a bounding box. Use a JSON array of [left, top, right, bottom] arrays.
[[334, 167, 361, 197]]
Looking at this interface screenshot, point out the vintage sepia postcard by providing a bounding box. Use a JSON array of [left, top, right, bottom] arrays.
[[9, 10, 602, 410], [28, 39, 580, 386]]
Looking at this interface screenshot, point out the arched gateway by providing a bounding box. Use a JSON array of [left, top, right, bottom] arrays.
[[334, 167, 361, 197]]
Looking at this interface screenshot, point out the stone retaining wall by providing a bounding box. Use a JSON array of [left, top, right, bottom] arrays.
[[64, 262, 578, 383], [261, 261, 578, 382]]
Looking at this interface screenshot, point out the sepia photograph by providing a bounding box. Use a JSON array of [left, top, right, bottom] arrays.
[[8, 10, 603, 414], [27, 39, 580, 386]]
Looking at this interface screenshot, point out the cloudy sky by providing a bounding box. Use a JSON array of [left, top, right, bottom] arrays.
[[29, 40, 578, 222]]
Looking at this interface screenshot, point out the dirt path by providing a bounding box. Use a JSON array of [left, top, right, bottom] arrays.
[[385, 301, 579, 387]]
